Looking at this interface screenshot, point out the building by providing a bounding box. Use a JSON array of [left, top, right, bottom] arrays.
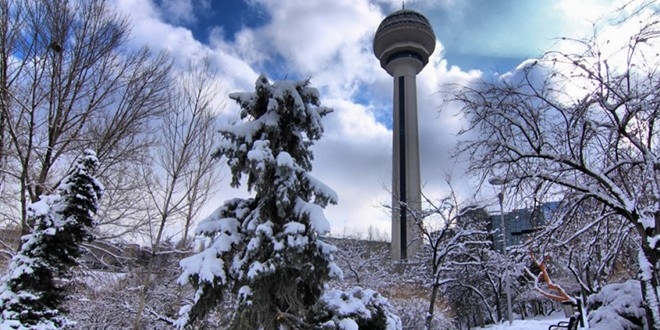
[[373, 8, 436, 260], [489, 202, 560, 251]]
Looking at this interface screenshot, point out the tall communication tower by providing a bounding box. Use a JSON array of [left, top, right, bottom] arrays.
[[373, 9, 436, 259]]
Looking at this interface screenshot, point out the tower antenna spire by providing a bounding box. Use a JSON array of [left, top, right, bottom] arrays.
[[402, 1, 405, 10]]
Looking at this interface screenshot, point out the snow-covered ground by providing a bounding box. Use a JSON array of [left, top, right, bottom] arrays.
[[474, 313, 575, 330]]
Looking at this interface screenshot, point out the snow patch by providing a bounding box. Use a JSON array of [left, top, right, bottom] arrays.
[[588, 280, 645, 330], [295, 198, 330, 234], [276, 151, 294, 168]]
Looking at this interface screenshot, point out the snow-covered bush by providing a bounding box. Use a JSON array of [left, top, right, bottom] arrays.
[[176, 75, 342, 329], [0, 150, 103, 329], [65, 264, 234, 329], [588, 280, 646, 330], [390, 293, 453, 330], [327, 237, 391, 290], [311, 287, 401, 330]]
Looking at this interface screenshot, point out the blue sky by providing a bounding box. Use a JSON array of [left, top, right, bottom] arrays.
[[111, 0, 620, 237]]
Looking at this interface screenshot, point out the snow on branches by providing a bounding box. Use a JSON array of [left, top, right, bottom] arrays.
[[176, 75, 341, 329], [0, 150, 103, 329], [312, 287, 402, 330], [452, 2, 660, 326]]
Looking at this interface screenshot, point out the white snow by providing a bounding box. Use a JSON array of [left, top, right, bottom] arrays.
[[247, 261, 267, 279], [304, 173, 339, 204], [337, 318, 358, 330], [238, 285, 252, 304], [588, 279, 646, 330], [178, 248, 228, 286], [286, 234, 309, 248], [639, 214, 655, 232], [246, 236, 261, 252], [472, 313, 575, 330], [276, 151, 294, 168], [319, 287, 401, 330], [27, 199, 52, 218], [295, 198, 330, 234], [195, 216, 240, 238], [648, 234, 660, 250], [322, 289, 374, 318], [272, 80, 305, 113], [256, 221, 274, 237], [283, 222, 306, 235], [247, 140, 273, 170]]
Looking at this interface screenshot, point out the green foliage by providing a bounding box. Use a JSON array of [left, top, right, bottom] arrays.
[[176, 75, 339, 330], [0, 150, 103, 329]]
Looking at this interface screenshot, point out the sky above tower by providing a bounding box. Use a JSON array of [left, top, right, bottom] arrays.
[[110, 0, 622, 238]]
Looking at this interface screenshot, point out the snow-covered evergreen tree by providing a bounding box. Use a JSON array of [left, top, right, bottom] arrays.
[[0, 150, 104, 329], [176, 75, 342, 329]]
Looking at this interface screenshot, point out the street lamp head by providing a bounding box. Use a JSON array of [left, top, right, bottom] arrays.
[[497, 191, 504, 204], [488, 177, 509, 186]]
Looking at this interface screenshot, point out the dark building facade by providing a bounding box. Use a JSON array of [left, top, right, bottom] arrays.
[[489, 202, 560, 251]]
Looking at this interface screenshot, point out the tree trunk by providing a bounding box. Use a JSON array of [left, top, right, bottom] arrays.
[[426, 283, 440, 330], [639, 244, 660, 329], [495, 283, 502, 321], [133, 212, 169, 330]]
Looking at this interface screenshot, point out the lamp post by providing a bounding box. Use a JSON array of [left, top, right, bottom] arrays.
[[489, 177, 513, 325]]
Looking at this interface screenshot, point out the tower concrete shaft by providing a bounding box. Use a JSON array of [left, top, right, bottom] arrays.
[[373, 9, 435, 260], [389, 59, 423, 260]]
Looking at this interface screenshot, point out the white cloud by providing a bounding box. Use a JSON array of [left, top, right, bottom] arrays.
[[254, 0, 381, 71], [156, 0, 200, 25], [310, 99, 392, 235], [556, 0, 614, 25], [112, 0, 205, 59], [111, 0, 259, 102]]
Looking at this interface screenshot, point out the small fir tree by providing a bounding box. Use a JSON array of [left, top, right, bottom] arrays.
[[176, 75, 342, 329], [0, 150, 104, 329]]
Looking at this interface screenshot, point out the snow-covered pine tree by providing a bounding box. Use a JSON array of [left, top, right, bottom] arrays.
[[176, 75, 342, 329], [0, 150, 104, 329]]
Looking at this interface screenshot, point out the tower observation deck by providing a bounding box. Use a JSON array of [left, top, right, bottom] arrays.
[[373, 9, 435, 260]]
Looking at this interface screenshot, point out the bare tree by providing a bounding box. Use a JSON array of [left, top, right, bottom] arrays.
[[0, 0, 18, 177], [530, 196, 637, 300], [0, 0, 172, 244], [404, 186, 491, 329], [132, 58, 221, 329], [450, 1, 660, 326], [329, 237, 390, 289]]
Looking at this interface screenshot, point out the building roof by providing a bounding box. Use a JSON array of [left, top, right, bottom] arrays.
[[373, 9, 436, 69], [375, 10, 435, 39]]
